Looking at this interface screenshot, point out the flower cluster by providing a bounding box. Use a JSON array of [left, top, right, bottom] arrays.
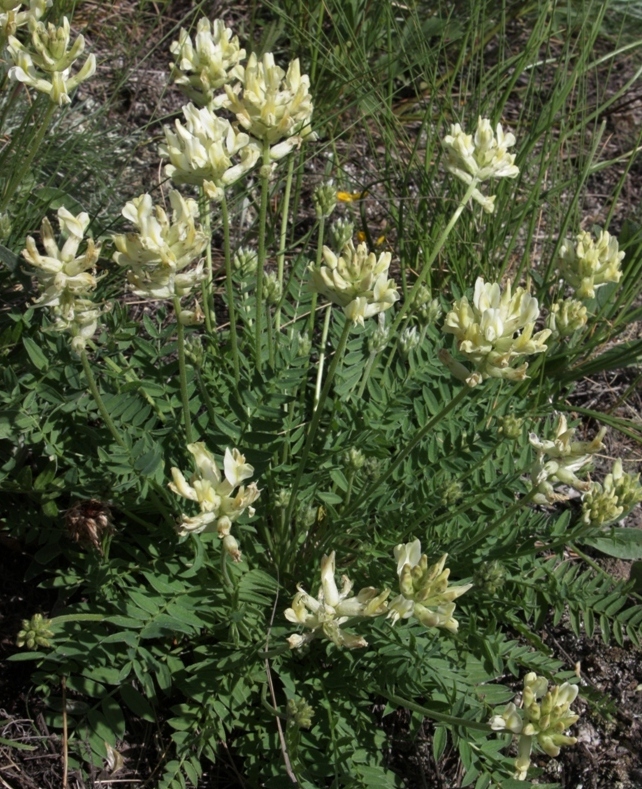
[[308, 241, 399, 326], [169, 17, 245, 108], [442, 117, 519, 212], [7, 15, 96, 105], [160, 104, 260, 201], [16, 613, 54, 649], [112, 191, 208, 307], [558, 229, 624, 300], [547, 298, 588, 337], [169, 443, 260, 556], [224, 53, 317, 163], [22, 207, 103, 351], [1, 0, 49, 46], [529, 415, 606, 504], [442, 277, 551, 386], [581, 459, 642, 527], [284, 551, 389, 649], [490, 673, 579, 780], [387, 539, 472, 633]]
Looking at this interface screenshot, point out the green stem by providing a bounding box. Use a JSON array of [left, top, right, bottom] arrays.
[[221, 194, 240, 383], [343, 385, 471, 519], [275, 156, 295, 332], [381, 691, 491, 733], [255, 141, 271, 372], [80, 350, 127, 449], [1, 102, 57, 212], [199, 188, 214, 333], [456, 487, 538, 555], [314, 305, 332, 408], [285, 317, 352, 527], [391, 178, 480, 333], [307, 216, 326, 336], [568, 542, 613, 580], [173, 296, 193, 444], [356, 352, 376, 399]]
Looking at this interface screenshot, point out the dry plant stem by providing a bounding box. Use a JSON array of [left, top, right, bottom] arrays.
[[343, 385, 471, 519], [314, 305, 332, 408], [275, 156, 295, 332], [255, 141, 271, 372], [1, 101, 56, 211], [173, 296, 193, 444], [284, 318, 352, 530], [391, 177, 480, 332], [199, 189, 214, 333], [221, 194, 240, 383]]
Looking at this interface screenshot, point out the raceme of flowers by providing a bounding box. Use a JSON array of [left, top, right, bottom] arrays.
[[558, 229, 624, 300], [160, 103, 260, 201], [442, 117, 519, 213], [112, 190, 208, 304], [387, 539, 472, 633], [547, 298, 588, 337], [489, 673, 579, 781], [22, 207, 103, 351], [442, 277, 551, 386], [529, 414, 606, 504], [308, 240, 399, 326], [581, 459, 642, 527], [284, 551, 390, 650], [7, 15, 96, 105], [224, 52, 317, 161], [0, 0, 49, 45], [169, 443, 261, 553], [169, 17, 245, 108]]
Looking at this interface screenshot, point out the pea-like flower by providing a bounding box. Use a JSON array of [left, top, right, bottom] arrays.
[[581, 459, 642, 527], [490, 673, 579, 781], [547, 298, 588, 337], [224, 52, 317, 161], [7, 16, 96, 105], [558, 229, 624, 300], [442, 117, 519, 212], [169, 443, 261, 549], [387, 539, 472, 633], [442, 277, 551, 386], [112, 191, 208, 300], [169, 17, 245, 108], [284, 551, 389, 650], [309, 241, 399, 326], [160, 103, 260, 201], [1, 0, 49, 46], [529, 415, 606, 504]]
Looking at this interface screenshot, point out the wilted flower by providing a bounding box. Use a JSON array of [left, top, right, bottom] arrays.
[[558, 229, 624, 300], [284, 551, 389, 650], [387, 539, 472, 633], [8, 16, 96, 105], [530, 415, 606, 504], [547, 298, 588, 337], [309, 241, 399, 326], [330, 217, 354, 250], [169, 17, 245, 108], [313, 182, 337, 219], [160, 103, 260, 201], [169, 443, 260, 540], [490, 673, 579, 781], [1, 0, 49, 47], [581, 459, 642, 527], [442, 277, 551, 386], [112, 191, 208, 300], [224, 52, 317, 161], [65, 499, 112, 553], [16, 613, 54, 649], [442, 117, 519, 212]]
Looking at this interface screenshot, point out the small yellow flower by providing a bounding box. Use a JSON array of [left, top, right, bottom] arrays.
[[337, 190, 367, 203]]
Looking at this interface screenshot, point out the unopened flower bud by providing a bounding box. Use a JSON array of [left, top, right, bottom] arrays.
[[263, 271, 282, 305], [16, 613, 54, 649], [275, 488, 291, 509], [0, 212, 11, 240], [343, 447, 366, 472], [313, 182, 337, 219], [233, 246, 258, 280], [413, 285, 442, 325], [473, 560, 506, 594], [547, 298, 588, 337], [330, 218, 354, 250], [222, 533, 242, 562], [296, 332, 312, 357], [398, 326, 420, 357], [287, 697, 314, 729], [498, 414, 524, 440], [440, 479, 462, 506], [368, 314, 390, 354]]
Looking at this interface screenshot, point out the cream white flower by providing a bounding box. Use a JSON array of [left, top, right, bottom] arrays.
[[309, 241, 399, 325], [442, 277, 551, 385], [547, 298, 588, 337], [1, 0, 49, 45], [7, 16, 96, 105], [581, 458, 642, 526], [558, 229, 624, 300], [442, 117, 519, 212], [22, 207, 100, 308], [169, 17, 245, 108], [112, 191, 208, 300], [50, 294, 103, 353], [224, 52, 317, 160], [387, 539, 472, 633], [169, 443, 260, 539], [284, 551, 389, 650], [160, 103, 260, 201], [529, 414, 606, 504]]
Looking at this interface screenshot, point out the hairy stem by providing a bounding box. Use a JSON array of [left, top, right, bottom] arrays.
[[173, 296, 193, 444]]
